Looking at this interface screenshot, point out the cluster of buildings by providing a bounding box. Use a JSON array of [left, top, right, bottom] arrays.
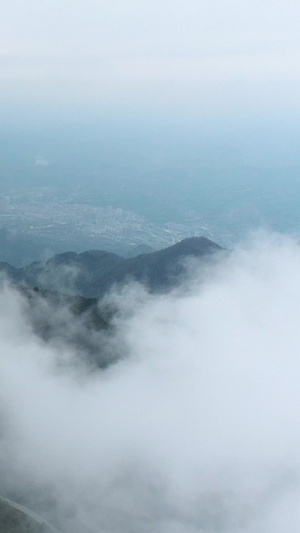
[[0, 188, 213, 251]]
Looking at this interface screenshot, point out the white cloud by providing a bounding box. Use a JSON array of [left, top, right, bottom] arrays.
[[1, 233, 300, 531]]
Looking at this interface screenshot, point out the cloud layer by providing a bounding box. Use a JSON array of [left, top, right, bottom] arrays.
[[1, 233, 300, 532]]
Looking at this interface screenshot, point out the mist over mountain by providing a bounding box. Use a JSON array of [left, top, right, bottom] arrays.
[[1, 233, 300, 532], [18, 286, 115, 370], [1, 237, 222, 297]]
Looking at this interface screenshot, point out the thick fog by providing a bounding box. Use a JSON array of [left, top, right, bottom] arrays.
[[1, 233, 300, 532]]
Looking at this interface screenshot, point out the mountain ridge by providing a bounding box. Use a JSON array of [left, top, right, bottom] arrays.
[[0, 236, 223, 298]]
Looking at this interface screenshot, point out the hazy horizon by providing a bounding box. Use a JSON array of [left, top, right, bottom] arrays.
[[1, 0, 300, 244], [1, 0, 300, 157]]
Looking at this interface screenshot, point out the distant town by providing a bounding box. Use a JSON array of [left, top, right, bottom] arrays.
[[0, 187, 237, 253]]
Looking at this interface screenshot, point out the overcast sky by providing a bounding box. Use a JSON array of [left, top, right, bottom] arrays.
[[1, 0, 299, 123]]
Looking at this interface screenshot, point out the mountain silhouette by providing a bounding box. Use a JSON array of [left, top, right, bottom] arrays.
[[0, 237, 223, 298]]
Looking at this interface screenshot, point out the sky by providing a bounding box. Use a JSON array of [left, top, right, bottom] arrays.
[[1, 0, 300, 124], [2, 233, 300, 531]]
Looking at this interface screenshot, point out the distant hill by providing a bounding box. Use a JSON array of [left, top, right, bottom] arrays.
[[88, 236, 223, 297], [0, 237, 223, 298], [125, 243, 155, 258]]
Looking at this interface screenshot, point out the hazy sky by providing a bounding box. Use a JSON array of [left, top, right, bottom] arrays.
[[1, 0, 300, 122]]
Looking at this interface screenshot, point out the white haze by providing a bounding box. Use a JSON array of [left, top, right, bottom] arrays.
[[1, 233, 300, 531]]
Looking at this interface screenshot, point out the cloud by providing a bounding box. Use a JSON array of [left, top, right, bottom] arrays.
[[1, 233, 300, 531]]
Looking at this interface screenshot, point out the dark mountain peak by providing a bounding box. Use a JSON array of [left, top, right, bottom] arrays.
[[153, 236, 221, 259], [172, 236, 220, 250], [48, 251, 79, 265], [100, 236, 223, 295], [0, 236, 223, 297], [125, 244, 155, 258]]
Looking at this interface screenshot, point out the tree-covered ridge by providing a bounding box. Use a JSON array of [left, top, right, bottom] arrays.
[[18, 286, 116, 370], [1, 237, 223, 298]]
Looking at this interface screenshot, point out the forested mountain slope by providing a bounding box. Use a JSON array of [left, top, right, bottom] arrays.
[[0, 237, 223, 298]]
